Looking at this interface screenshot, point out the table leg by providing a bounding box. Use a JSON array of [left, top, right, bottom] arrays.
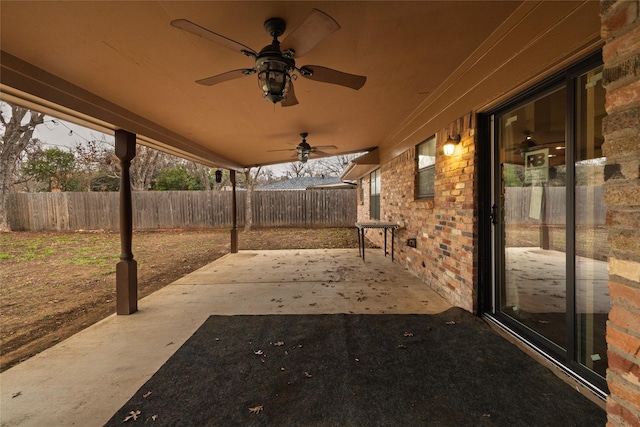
[[391, 229, 395, 262], [361, 228, 365, 261], [384, 229, 388, 257]]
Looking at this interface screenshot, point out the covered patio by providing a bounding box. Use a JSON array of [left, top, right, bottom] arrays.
[[3, 1, 640, 424], [1, 249, 604, 425]]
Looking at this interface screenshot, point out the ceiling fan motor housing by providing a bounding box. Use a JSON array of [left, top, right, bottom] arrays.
[[264, 17, 286, 38]]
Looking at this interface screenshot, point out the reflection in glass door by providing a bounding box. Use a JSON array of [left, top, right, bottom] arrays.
[[497, 86, 568, 351], [575, 66, 608, 377], [490, 56, 608, 390]]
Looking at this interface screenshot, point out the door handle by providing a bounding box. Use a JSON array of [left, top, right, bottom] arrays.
[[490, 203, 497, 225]]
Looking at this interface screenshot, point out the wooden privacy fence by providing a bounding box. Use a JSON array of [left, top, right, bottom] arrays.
[[7, 189, 357, 231], [504, 186, 606, 225]]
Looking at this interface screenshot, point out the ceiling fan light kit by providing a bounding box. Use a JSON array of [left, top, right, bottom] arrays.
[[267, 132, 337, 163], [171, 9, 366, 106], [255, 19, 295, 103]]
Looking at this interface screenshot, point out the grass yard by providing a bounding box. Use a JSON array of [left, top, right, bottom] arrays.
[[0, 228, 360, 371]]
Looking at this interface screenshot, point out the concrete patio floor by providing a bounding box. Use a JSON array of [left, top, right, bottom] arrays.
[[1, 248, 453, 426]]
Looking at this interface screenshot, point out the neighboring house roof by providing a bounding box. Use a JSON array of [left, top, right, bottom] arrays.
[[306, 182, 357, 190], [257, 177, 343, 191]]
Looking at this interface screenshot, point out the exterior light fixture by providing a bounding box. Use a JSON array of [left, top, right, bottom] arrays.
[[443, 134, 461, 156], [215, 169, 223, 183]]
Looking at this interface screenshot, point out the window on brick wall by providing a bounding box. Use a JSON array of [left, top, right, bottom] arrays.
[[417, 136, 436, 199], [370, 169, 380, 220]]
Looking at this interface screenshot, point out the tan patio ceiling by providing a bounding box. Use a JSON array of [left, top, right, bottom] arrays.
[[0, 1, 601, 171]]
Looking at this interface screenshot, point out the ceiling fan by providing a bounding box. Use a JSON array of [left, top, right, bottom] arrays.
[[171, 9, 366, 106], [268, 132, 337, 163]]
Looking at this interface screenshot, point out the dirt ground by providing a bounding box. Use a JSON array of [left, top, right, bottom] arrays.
[[0, 228, 360, 371]]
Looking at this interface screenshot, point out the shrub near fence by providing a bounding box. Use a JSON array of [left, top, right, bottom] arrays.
[[7, 189, 357, 231]]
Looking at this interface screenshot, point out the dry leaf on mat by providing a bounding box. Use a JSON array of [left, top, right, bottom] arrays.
[[446, 321, 456, 325], [304, 372, 313, 378], [254, 350, 264, 355], [123, 410, 141, 422], [273, 341, 284, 346], [403, 332, 414, 337], [249, 405, 264, 414], [143, 391, 152, 398]]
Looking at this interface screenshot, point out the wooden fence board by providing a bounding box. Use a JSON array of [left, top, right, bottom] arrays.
[[7, 190, 357, 231], [9, 186, 602, 231]]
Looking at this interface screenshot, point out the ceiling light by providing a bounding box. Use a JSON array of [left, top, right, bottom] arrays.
[[256, 51, 293, 103], [255, 23, 295, 104], [297, 150, 310, 163], [296, 140, 311, 163]]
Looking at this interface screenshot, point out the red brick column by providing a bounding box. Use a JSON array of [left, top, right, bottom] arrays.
[[601, 1, 640, 425]]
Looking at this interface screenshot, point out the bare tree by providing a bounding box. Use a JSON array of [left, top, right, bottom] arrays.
[[0, 102, 45, 230], [315, 154, 359, 177], [260, 167, 277, 184], [13, 138, 43, 192], [101, 145, 176, 191], [75, 137, 114, 191], [285, 161, 312, 178], [130, 146, 176, 191], [243, 166, 263, 231]]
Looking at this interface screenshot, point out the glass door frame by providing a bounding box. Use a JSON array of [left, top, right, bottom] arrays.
[[478, 51, 608, 396]]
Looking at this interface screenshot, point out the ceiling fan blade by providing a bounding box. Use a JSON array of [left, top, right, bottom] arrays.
[[281, 82, 299, 107], [171, 19, 256, 56], [300, 65, 366, 90], [312, 145, 338, 150], [267, 148, 296, 152], [196, 69, 255, 86], [281, 9, 340, 57]]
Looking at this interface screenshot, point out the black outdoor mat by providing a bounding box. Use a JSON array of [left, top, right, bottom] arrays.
[[106, 308, 605, 426]]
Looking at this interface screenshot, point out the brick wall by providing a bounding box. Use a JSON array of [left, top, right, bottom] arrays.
[[358, 176, 371, 221], [361, 113, 477, 312], [601, 1, 640, 425]]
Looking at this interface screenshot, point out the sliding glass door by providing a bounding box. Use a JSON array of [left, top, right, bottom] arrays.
[[488, 53, 608, 392]]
